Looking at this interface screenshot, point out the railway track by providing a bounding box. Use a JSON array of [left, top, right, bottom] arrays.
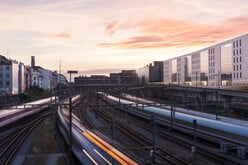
[[0, 110, 55, 164], [74, 92, 244, 164], [90, 101, 190, 164]]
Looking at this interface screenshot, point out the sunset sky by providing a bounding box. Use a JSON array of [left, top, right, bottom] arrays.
[[0, 0, 248, 77]]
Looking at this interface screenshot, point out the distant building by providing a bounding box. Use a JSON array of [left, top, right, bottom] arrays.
[[75, 70, 138, 85], [0, 55, 19, 94], [109, 73, 121, 84], [30, 67, 42, 88], [137, 65, 150, 85], [36, 66, 52, 91], [119, 70, 138, 84], [55, 71, 67, 86]]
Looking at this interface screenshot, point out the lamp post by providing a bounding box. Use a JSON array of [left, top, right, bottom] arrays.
[[67, 70, 78, 163]]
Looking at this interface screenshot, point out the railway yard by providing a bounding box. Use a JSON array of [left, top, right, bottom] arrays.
[[0, 86, 248, 165], [71, 88, 248, 165]]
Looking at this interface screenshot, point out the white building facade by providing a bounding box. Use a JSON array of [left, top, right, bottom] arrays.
[[163, 34, 248, 87], [0, 57, 19, 94], [38, 67, 52, 91]]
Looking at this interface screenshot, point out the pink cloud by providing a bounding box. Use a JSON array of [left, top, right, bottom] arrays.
[[99, 16, 248, 49], [40, 32, 72, 39], [105, 20, 119, 37]]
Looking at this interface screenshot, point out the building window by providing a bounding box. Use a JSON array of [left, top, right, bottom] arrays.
[[6, 66, 10, 70], [240, 56, 242, 62], [0, 73, 2, 78], [240, 64, 242, 70], [237, 65, 239, 71], [213, 55, 215, 60], [237, 72, 239, 78], [233, 50, 235, 56], [240, 72, 242, 78], [239, 39, 241, 47], [234, 65, 235, 71], [233, 58, 235, 63], [0, 81, 2, 86], [237, 57, 238, 63], [234, 73, 235, 78], [213, 48, 215, 54], [6, 81, 10, 86], [240, 48, 241, 54], [236, 49, 238, 55], [236, 40, 238, 47], [6, 73, 9, 78], [233, 41, 235, 48]]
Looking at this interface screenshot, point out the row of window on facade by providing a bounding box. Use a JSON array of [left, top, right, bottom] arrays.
[[233, 72, 242, 79], [233, 48, 242, 56], [208, 48, 215, 55], [209, 55, 215, 61], [234, 56, 242, 63], [233, 39, 242, 48], [0, 73, 10, 78], [0, 81, 10, 86], [234, 64, 242, 71]]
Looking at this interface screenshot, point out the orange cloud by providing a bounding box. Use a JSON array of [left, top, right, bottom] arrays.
[[99, 16, 248, 49], [105, 20, 119, 37], [40, 32, 72, 39]]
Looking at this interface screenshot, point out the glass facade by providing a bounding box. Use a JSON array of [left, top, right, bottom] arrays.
[[171, 59, 177, 84], [200, 50, 208, 86], [184, 56, 192, 85], [221, 43, 232, 86], [191, 53, 200, 86]]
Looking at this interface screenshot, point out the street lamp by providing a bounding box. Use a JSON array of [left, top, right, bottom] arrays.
[[67, 70, 78, 163]]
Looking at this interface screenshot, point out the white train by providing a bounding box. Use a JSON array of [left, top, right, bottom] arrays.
[[100, 92, 248, 138], [0, 96, 57, 127]]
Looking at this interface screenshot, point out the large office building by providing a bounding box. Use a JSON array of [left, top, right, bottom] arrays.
[[163, 33, 248, 87], [137, 34, 248, 87], [137, 33, 247, 88]]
